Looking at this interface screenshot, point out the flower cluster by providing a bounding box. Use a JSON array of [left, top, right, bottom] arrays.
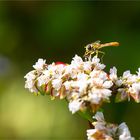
[[25, 55, 114, 113], [25, 55, 140, 114], [109, 67, 140, 102], [87, 112, 134, 140]]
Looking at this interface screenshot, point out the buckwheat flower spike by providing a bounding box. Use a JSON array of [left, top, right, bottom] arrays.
[[87, 112, 134, 140], [114, 68, 140, 102], [24, 55, 140, 111]]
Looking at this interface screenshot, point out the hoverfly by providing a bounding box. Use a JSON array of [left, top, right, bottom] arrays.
[[84, 40, 119, 60]]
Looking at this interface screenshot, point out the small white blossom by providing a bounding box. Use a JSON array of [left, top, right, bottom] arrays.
[[76, 80, 88, 93], [93, 111, 105, 122], [90, 70, 100, 78], [137, 68, 140, 77], [88, 88, 112, 104], [52, 79, 62, 91], [110, 67, 118, 81], [88, 91, 101, 104], [103, 81, 113, 88], [37, 74, 49, 87], [92, 56, 100, 64], [115, 79, 123, 87], [83, 61, 92, 72], [129, 83, 140, 102], [25, 80, 37, 93], [98, 71, 108, 81], [87, 129, 96, 140], [96, 63, 106, 70], [64, 81, 72, 91], [65, 65, 78, 79], [77, 73, 89, 81], [33, 58, 46, 71], [68, 99, 82, 114], [24, 71, 35, 81], [131, 83, 140, 95], [118, 123, 135, 140], [123, 70, 131, 79], [71, 55, 83, 68], [24, 70, 38, 93], [110, 67, 123, 87]]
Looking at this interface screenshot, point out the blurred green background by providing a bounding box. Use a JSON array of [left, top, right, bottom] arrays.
[[0, 1, 140, 139]]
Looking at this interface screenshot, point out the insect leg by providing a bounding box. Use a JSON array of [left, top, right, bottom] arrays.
[[98, 51, 105, 62], [90, 51, 96, 60], [95, 50, 99, 57]]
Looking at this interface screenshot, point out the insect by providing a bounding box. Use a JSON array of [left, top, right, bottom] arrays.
[[84, 40, 119, 60]]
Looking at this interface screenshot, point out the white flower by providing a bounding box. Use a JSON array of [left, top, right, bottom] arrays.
[[126, 75, 137, 84], [65, 65, 78, 79], [83, 61, 92, 72], [92, 56, 100, 64], [96, 63, 106, 70], [24, 70, 38, 93], [55, 64, 66, 77], [118, 123, 134, 140], [137, 68, 140, 77], [47, 63, 58, 77], [24, 70, 36, 81], [71, 55, 83, 68], [129, 83, 140, 102], [33, 58, 46, 71], [87, 129, 96, 140], [46, 63, 66, 79], [93, 112, 105, 122], [110, 67, 123, 87], [123, 70, 132, 79], [77, 73, 89, 81], [92, 78, 104, 87], [110, 67, 118, 81], [68, 99, 82, 114], [43, 69, 51, 77], [98, 71, 108, 81], [64, 81, 72, 91], [88, 91, 101, 104], [131, 83, 140, 95], [52, 79, 62, 91], [101, 88, 112, 98], [103, 81, 113, 88], [98, 88, 112, 99], [37, 74, 49, 87], [90, 70, 109, 88], [88, 69, 112, 104], [88, 88, 112, 104], [91, 56, 106, 70], [115, 79, 123, 87], [78, 80, 88, 93], [25, 80, 38, 93], [90, 70, 100, 78]]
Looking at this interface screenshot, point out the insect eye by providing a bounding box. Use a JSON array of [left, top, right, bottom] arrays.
[[87, 44, 92, 50]]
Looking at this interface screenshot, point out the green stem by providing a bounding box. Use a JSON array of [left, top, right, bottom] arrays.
[[78, 110, 93, 123]]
